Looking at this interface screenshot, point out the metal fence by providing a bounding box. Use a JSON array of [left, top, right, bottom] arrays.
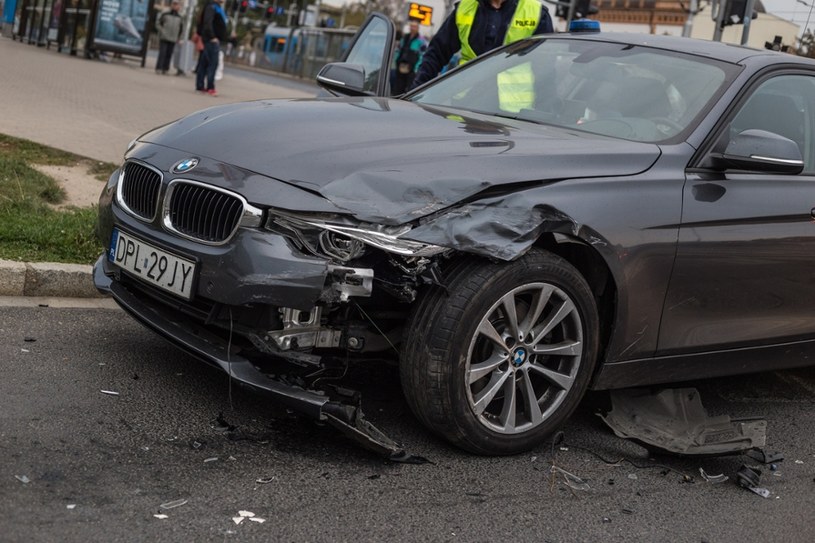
[[224, 26, 357, 80]]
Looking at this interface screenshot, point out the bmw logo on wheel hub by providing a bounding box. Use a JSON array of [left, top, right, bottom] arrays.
[[172, 158, 199, 174], [512, 348, 527, 367]]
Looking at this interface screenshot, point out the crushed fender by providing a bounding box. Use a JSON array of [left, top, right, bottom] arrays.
[[601, 387, 766, 456]]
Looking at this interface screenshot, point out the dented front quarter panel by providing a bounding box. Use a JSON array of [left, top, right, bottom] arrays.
[[408, 144, 696, 363]]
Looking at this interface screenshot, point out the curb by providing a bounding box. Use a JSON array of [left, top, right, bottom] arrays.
[[0, 259, 102, 298]]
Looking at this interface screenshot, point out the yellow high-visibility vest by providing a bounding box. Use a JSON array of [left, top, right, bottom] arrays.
[[455, 0, 540, 113], [455, 0, 541, 64]]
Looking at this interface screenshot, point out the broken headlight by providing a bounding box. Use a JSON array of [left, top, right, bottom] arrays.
[[266, 213, 445, 259]]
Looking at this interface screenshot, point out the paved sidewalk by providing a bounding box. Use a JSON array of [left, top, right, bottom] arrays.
[[0, 36, 315, 163], [0, 36, 317, 297]]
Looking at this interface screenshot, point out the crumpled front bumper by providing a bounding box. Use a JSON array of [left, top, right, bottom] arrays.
[[93, 256, 421, 460]]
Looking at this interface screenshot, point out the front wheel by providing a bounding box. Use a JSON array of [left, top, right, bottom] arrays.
[[400, 249, 599, 455]]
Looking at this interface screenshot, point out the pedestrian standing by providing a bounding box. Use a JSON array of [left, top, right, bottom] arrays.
[[195, 0, 228, 96], [410, 0, 553, 90], [391, 20, 427, 95], [156, 0, 184, 75]]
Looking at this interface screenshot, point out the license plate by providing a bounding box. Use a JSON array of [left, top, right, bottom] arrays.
[[108, 229, 196, 300]]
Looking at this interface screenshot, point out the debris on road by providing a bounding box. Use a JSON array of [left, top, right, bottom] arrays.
[[550, 465, 590, 492], [746, 449, 784, 464], [601, 388, 767, 456], [736, 465, 770, 498], [203, 457, 218, 463], [15, 475, 30, 484], [699, 468, 728, 484], [153, 514, 169, 520], [159, 498, 188, 510], [231, 510, 266, 525], [23, 337, 36, 342], [256, 477, 275, 484], [100, 390, 119, 396], [66, 504, 76, 510]]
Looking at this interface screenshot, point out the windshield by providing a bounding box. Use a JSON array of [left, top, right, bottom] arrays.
[[410, 38, 736, 143]]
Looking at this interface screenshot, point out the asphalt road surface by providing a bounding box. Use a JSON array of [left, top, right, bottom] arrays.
[[2, 300, 814, 542]]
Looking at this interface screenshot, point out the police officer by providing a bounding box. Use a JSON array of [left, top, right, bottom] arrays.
[[410, 0, 553, 90]]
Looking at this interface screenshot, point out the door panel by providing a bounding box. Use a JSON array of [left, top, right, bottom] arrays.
[[659, 74, 815, 354]]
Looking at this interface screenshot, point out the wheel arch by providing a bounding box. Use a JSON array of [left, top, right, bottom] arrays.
[[532, 232, 618, 373]]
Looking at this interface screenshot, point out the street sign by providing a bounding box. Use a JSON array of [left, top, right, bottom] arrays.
[[408, 3, 433, 26]]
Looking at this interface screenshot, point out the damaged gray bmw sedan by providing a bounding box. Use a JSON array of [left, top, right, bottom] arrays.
[[94, 15, 815, 455]]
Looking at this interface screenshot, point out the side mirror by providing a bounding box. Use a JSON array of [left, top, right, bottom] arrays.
[[708, 129, 804, 174], [316, 63, 369, 96]]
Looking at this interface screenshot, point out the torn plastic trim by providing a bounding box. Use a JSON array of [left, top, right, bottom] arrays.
[[601, 387, 767, 456], [95, 264, 420, 460]]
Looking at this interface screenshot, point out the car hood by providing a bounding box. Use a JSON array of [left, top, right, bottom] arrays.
[[141, 97, 661, 224]]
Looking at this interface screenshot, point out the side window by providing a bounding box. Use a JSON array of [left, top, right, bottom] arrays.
[[726, 75, 815, 172]]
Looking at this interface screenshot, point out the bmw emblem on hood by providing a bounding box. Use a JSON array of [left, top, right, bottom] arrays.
[[172, 158, 199, 174]]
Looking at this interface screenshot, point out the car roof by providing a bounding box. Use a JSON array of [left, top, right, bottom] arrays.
[[534, 32, 814, 66]]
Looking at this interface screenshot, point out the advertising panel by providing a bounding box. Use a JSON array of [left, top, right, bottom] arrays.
[[91, 0, 149, 54]]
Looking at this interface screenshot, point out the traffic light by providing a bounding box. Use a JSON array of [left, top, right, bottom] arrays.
[[265, 5, 274, 19], [722, 0, 758, 26], [574, 0, 599, 19], [555, 1, 598, 20], [239, 0, 248, 13]]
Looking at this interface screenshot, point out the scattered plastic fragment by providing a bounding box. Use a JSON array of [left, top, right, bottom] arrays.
[[602, 517, 611, 523], [153, 514, 169, 520], [98, 363, 106, 366], [24, 337, 36, 342], [232, 517, 244, 525], [531, 456, 537, 462], [141, 447, 150, 452], [770, 464, 778, 471], [602, 388, 766, 456], [190, 440, 204, 450], [559, 447, 569, 452], [795, 460, 804, 464], [249, 517, 266, 523], [699, 468, 728, 484], [159, 499, 188, 510], [203, 457, 218, 463], [746, 449, 784, 464], [211, 413, 237, 433], [21, 349, 29, 353], [736, 465, 770, 498], [256, 477, 275, 484], [100, 390, 119, 396], [627, 473, 638, 480], [622, 508, 634, 515], [15, 475, 30, 484], [550, 466, 590, 491], [238, 511, 255, 517], [66, 504, 76, 510], [228, 456, 236, 461]]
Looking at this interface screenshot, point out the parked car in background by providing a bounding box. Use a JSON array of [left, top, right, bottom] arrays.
[[95, 14, 815, 455]]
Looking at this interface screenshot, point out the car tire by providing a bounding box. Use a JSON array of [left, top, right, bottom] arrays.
[[400, 249, 599, 455]]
